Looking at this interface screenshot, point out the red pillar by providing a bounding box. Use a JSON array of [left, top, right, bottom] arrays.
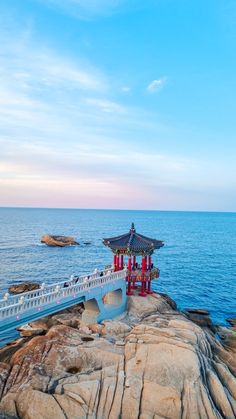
[[139, 256, 146, 297], [127, 255, 133, 295], [113, 254, 117, 271], [140, 281, 146, 296], [145, 256, 148, 291], [142, 256, 146, 274], [116, 254, 120, 271], [131, 255, 137, 289], [128, 256, 131, 271]]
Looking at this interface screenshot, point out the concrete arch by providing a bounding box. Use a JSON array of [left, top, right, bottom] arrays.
[[102, 289, 122, 306], [82, 298, 100, 324]]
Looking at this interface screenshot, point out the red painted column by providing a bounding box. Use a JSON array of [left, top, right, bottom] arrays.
[[128, 256, 131, 271], [116, 254, 120, 271], [145, 256, 148, 291], [142, 256, 146, 273], [139, 256, 146, 297], [127, 256, 133, 295], [131, 255, 137, 289]]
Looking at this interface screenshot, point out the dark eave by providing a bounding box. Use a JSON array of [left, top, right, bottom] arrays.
[[103, 222, 164, 255]]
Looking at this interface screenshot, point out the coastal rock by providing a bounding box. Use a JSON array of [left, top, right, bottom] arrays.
[[227, 318, 236, 327], [101, 320, 131, 338], [41, 235, 79, 247], [128, 292, 175, 319], [48, 313, 81, 328], [29, 318, 50, 331], [16, 325, 46, 337], [158, 292, 177, 310], [88, 323, 104, 335], [0, 293, 235, 419], [185, 308, 213, 328], [78, 325, 92, 335], [17, 389, 66, 419], [217, 326, 236, 351], [8, 282, 40, 295], [185, 308, 209, 315]]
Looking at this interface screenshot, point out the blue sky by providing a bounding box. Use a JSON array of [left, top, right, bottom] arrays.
[[0, 0, 236, 210]]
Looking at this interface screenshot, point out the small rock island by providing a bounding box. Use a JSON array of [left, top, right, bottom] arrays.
[[8, 282, 40, 295], [41, 235, 79, 247]]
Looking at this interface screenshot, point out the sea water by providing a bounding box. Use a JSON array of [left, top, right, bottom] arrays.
[[0, 208, 235, 332]]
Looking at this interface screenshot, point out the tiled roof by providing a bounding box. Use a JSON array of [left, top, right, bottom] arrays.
[[103, 223, 164, 255]]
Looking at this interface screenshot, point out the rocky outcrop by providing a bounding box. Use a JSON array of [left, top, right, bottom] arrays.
[[41, 235, 79, 247], [8, 282, 40, 295], [0, 293, 235, 419], [227, 318, 236, 328], [17, 324, 47, 337], [184, 307, 214, 329]]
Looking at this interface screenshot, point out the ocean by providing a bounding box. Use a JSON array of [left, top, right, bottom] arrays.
[[0, 208, 235, 339]]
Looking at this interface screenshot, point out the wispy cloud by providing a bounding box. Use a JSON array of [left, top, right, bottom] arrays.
[[147, 77, 167, 93], [121, 86, 131, 93], [85, 98, 125, 113], [36, 0, 127, 19], [0, 43, 107, 93]]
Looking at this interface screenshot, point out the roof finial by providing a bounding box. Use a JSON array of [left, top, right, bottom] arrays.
[[130, 222, 135, 232]]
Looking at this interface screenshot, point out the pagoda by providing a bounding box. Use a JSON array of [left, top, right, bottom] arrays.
[[103, 223, 164, 297]]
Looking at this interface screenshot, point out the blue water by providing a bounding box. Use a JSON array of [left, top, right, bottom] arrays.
[[0, 208, 235, 327]]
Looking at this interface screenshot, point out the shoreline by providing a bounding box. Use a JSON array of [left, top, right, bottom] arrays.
[[0, 290, 235, 352]]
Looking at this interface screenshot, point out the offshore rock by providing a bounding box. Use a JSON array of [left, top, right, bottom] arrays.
[[41, 235, 79, 247], [8, 282, 40, 295], [0, 293, 235, 419]]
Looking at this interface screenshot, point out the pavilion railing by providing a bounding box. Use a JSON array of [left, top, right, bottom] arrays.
[[128, 267, 160, 280], [0, 269, 126, 321]]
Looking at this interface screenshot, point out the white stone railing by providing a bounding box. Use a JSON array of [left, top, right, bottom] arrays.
[[0, 266, 114, 308], [0, 269, 126, 321]]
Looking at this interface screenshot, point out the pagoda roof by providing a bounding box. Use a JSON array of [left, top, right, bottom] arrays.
[[103, 223, 164, 255]]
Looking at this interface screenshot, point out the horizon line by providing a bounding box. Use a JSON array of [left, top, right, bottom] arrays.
[[0, 206, 235, 214]]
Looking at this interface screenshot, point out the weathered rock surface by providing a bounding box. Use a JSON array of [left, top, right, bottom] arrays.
[[185, 307, 214, 329], [227, 318, 236, 327], [17, 324, 46, 337], [8, 282, 40, 295], [41, 235, 79, 247], [0, 293, 235, 419]]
